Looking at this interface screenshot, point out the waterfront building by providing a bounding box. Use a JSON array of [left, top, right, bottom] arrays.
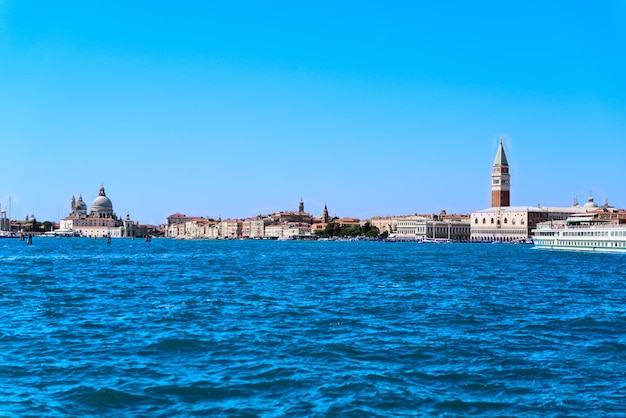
[[133, 223, 162, 238], [396, 216, 425, 240], [167, 216, 220, 239], [335, 217, 361, 228], [203, 220, 217, 238], [165, 213, 210, 238], [271, 200, 313, 224], [470, 205, 589, 242], [0, 207, 9, 232], [368, 216, 397, 235], [264, 223, 283, 239], [244, 217, 267, 239], [283, 224, 311, 239], [471, 140, 595, 241], [262, 222, 311, 240], [60, 186, 135, 238], [164, 199, 319, 240], [164, 213, 192, 237], [166, 221, 185, 238], [257, 199, 317, 239], [395, 214, 470, 241], [241, 217, 267, 239], [310, 223, 326, 234], [219, 219, 243, 239]]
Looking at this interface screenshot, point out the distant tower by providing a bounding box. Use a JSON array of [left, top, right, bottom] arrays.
[[322, 204, 330, 223], [299, 198, 304, 214], [491, 138, 511, 207]]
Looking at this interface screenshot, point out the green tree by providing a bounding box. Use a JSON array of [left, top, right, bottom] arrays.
[[31, 218, 41, 232], [326, 222, 341, 237], [364, 225, 380, 238], [347, 225, 362, 237]]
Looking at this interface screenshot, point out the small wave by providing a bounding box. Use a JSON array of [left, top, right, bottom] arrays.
[[55, 386, 154, 415], [433, 398, 513, 415], [140, 337, 209, 356]]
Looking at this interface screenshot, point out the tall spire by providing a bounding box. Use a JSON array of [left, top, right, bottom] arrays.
[[491, 138, 511, 207], [493, 138, 509, 166]]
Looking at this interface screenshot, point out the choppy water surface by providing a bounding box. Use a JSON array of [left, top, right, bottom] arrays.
[[1, 238, 625, 416]]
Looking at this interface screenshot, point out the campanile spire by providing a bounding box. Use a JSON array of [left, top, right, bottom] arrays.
[[491, 138, 510, 207]]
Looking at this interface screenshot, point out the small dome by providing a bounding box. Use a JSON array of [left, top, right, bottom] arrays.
[[75, 195, 87, 211], [583, 194, 598, 209]]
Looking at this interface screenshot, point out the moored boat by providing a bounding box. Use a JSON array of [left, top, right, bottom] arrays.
[[42, 229, 83, 238]]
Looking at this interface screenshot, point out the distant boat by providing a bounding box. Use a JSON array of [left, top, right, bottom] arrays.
[[42, 229, 83, 238], [0, 231, 19, 239], [423, 238, 450, 244]]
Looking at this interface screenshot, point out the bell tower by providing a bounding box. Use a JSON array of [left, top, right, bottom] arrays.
[[491, 138, 510, 207]]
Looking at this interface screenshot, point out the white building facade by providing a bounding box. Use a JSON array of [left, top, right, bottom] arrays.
[[470, 205, 591, 242], [395, 216, 470, 241]]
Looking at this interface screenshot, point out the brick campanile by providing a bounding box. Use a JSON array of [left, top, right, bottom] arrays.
[[491, 138, 510, 207]]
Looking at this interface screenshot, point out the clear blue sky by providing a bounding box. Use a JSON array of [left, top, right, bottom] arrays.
[[1, 1, 625, 225]]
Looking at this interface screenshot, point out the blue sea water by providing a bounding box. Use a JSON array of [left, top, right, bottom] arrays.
[[1, 238, 625, 417]]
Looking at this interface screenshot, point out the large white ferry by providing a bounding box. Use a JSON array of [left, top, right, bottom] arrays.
[[532, 211, 626, 253]]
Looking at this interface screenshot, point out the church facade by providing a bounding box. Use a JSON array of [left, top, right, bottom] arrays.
[[60, 185, 135, 238]]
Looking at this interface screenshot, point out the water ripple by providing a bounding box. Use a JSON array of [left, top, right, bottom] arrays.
[[1, 239, 626, 416]]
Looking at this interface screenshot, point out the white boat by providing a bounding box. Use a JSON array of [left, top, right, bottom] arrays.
[[42, 229, 83, 238], [532, 211, 626, 253], [422, 238, 450, 244]]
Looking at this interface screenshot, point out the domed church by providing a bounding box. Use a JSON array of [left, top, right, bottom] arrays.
[[60, 185, 135, 238], [90, 185, 115, 218]]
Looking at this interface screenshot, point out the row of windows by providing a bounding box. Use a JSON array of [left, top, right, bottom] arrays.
[[562, 230, 626, 237], [472, 230, 526, 236], [475, 218, 525, 225], [397, 231, 470, 235], [564, 231, 609, 237], [538, 229, 626, 238], [546, 240, 626, 248]]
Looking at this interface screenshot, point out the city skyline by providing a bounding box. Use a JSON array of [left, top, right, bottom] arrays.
[[1, 2, 625, 225]]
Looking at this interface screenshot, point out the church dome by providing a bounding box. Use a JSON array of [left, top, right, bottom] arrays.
[[583, 194, 598, 209], [90, 185, 114, 217], [91, 195, 113, 211], [75, 196, 87, 211]]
